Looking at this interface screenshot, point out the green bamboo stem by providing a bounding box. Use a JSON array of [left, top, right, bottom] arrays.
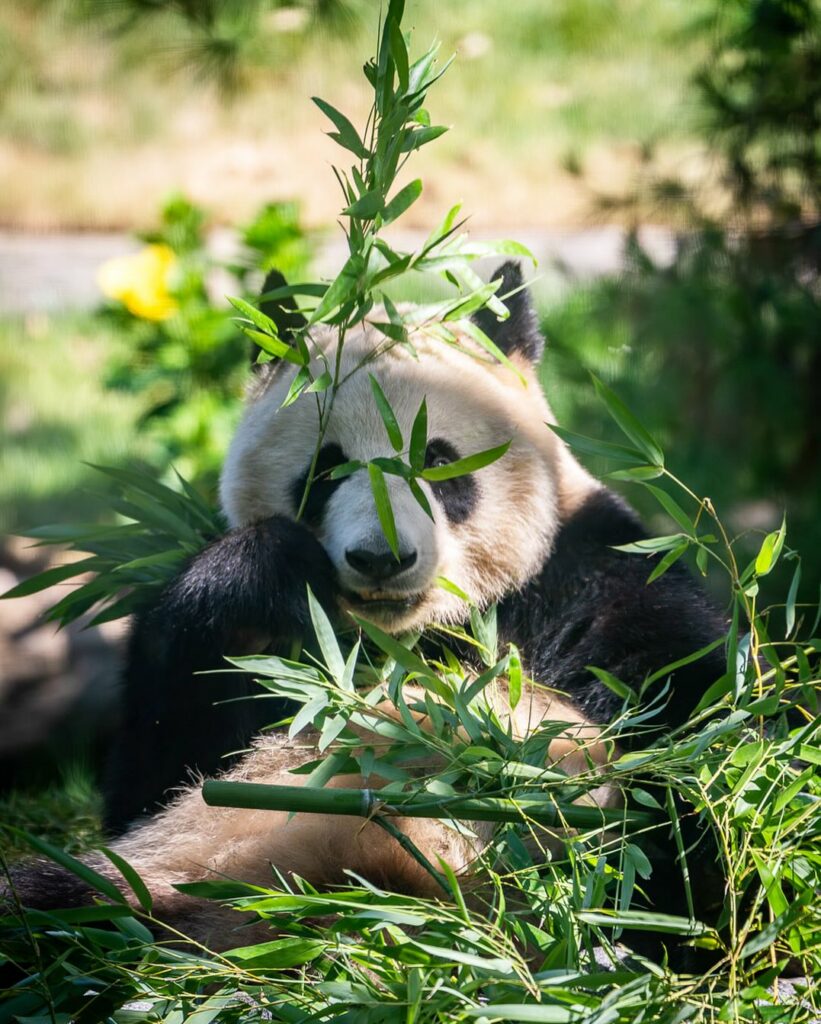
[[202, 781, 656, 831]]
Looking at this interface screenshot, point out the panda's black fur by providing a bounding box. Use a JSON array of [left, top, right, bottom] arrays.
[[10, 264, 728, 958]]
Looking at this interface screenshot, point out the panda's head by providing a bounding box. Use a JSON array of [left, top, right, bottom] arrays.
[[221, 263, 596, 633]]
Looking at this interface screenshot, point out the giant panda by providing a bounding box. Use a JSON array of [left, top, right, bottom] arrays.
[[9, 263, 727, 952]]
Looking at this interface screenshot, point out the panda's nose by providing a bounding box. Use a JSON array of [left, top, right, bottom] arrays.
[[345, 546, 417, 582]]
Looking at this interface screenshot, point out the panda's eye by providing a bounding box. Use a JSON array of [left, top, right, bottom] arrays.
[[424, 438, 477, 525], [424, 439, 457, 470], [291, 443, 348, 525]]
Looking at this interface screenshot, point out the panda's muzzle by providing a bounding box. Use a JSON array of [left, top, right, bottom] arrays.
[[341, 546, 425, 621], [345, 546, 417, 582]]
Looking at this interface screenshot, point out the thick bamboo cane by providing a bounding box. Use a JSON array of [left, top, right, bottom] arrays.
[[202, 780, 656, 830]]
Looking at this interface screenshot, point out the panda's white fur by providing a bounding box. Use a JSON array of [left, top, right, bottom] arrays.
[[221, 320, 597, 633]]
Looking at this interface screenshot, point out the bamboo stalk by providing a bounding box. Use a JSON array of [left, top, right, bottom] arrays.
[[202, 781, 656, 830]]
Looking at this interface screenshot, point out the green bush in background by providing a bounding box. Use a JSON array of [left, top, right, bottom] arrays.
[[99, 196, 312, 491], [541, 0, 820, 597]]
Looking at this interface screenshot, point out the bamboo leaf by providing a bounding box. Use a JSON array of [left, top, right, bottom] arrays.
[[383, 178, 422, 225], [591, 375, 664, 467], [643, 484, 695, 535], [421, 441, 510, 481], [388, 19, 409, 93], [10, 829, 126, 904], [99, 846, 153, 913], [507, 643, 522, 710], [646, 540, 690, 583], [369, 375, 404, 451], [408, 477, 433, 521], [344, 190, 384, 220], [755, 516, 787, 576], [613, 533, 688, 554], [353, 616, 438, 682], [309, 254, 364, 325], [1, 556, 101, 600], [225, 937, 325, 970], [409, 397, 428, 471], [587, 666, 639, 707], [547, 424, 648, 465], [239, 326, 306, 365], [400, 125, 448, 152], [312, 97, 369, 158], [282, 365, 311, 408], [368, 463, 399, 558], [308, 586, 345, 682], [785, 560, 801, 637], [228, 295, 279, 336]]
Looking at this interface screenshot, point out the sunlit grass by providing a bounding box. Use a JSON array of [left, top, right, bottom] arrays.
[[0, 313, 144, 534], [0, 0, 712, 229]]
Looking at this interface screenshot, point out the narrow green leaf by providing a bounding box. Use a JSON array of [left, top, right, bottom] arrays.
[[226, 937, 325, 970], [435, 576, 471, 602], [646, 540, 690, 583], [408, 477, 434, 520], [607, 465, 664, 481], [353, 616, 438, 682], [369, 375, 404, 452], [383, 178, 422, 225], [372, 320, 407, 343], [307, 586, 345, 682], [400, 125, 448, 152], [228, 295, 279, 336], [508, 643, 522, 710], [11, 829, 126, 904], [344, 189, 384, 220], [613, 533, 688, 554], [591, 375, 664, 467], [309, 254, 364, 325], [305, 370, 333, 394], [458, 316, 524, 383], [371, 456, 411, 478], [388, 20, 409, 92], [409, 397, 428, 471], [421, 441, 510, 481], [755, 516, 786, 576], [1, 556, 100, 600], [329, 460, 365, 480], [644, 484, 694, 535], [281, 365, 311, 408], [368, 463, 399, 558], [547, 424, 648, 465], [588, 666, 639, 706], [785, 560, 801, 637], [238, 326, 306, 365], [312, 97, 368, 158], [99, 846, 152, 913]]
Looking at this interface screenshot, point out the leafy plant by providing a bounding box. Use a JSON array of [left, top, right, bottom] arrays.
[[101, 195, 312, 491]]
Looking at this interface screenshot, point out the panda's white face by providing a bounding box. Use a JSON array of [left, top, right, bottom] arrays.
[[221, 320, 593, 633]]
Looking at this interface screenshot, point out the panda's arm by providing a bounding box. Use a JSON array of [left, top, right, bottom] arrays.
[[103, 515, 336, 832]]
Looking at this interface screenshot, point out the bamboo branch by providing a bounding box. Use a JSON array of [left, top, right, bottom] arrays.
[[202, 781, 657, 831]]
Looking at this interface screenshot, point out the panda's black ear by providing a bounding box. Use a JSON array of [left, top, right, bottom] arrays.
[[471, 261, 544, 363], [251, 269, 308, 370]]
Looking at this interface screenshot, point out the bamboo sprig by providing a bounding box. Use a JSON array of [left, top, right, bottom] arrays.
[[202, 780, 657, 831]]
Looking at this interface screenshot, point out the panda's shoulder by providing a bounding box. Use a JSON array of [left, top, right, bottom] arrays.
[[498, 487, 725, 722]]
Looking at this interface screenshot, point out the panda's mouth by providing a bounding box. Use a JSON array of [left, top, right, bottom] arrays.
[[342, 589, 425, 619]]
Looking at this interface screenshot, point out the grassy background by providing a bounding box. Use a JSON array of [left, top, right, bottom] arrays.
[[0, 0, 711, 230]]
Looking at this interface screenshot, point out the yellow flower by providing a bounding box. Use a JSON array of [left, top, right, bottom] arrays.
[[98, 244, 179, 321]]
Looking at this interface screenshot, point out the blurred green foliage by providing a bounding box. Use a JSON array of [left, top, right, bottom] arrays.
[[542, 0, 820, 597], [100, 196, 312, 491]]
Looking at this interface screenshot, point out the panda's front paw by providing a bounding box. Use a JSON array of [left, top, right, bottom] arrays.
[[252, 515, 338, 638]]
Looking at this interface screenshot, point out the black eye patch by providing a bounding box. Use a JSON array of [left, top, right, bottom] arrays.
[[425, 438, 478, 524], [291, 443, 348, 525]]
